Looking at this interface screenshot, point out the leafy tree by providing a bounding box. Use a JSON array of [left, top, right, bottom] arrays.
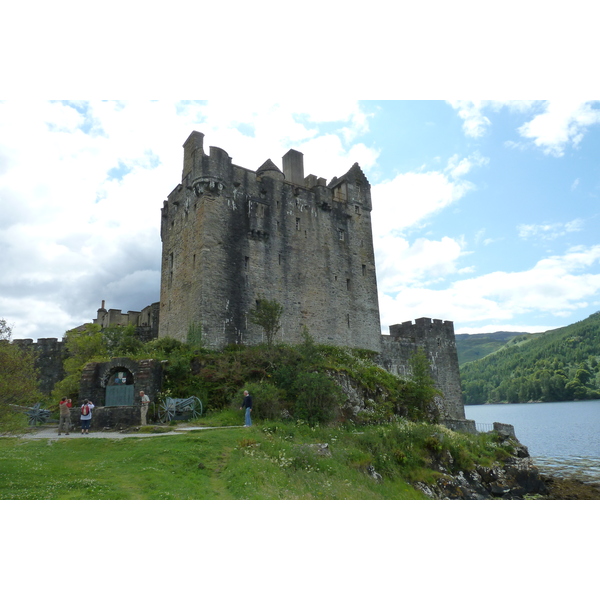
[[249, 297, 283, 346], [0, 319, 12, 341], [405, 348, 440, 422], [102, 324, 143, 356], [0, 321, 42, 421]]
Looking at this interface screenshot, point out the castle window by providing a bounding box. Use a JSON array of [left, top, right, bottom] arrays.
[[347, 314, 350, 328], [169, 253, 174, 287], [338, 229, 345, 241], [333, 182, 347, 202], [355, 205, 361, 215], [362, 264, 366, 276], [278, 254, 281, 265], [245, 256, 250, 271], [296, 218, 300, 231], [346, 279, 351, 291]]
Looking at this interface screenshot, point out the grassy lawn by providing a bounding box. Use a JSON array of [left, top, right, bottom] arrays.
[[0, 416, 510, 500]]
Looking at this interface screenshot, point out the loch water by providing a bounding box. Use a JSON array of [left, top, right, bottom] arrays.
[[464, 399, 600, 487]]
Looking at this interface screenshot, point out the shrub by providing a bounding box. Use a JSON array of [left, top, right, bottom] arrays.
[[292, 372, 344, 425]]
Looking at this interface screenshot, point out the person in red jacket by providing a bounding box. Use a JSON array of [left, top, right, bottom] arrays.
[[58, 397, 72, 436]]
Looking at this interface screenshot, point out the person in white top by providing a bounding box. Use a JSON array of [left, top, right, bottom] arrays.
[[80, 400, 95, 434], [139, 390, 150, 426]]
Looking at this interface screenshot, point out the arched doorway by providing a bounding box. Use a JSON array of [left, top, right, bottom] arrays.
[[104, 366, 135, 406]]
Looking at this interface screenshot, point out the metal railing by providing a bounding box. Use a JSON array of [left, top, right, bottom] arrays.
[[475, 422, 494, 433]]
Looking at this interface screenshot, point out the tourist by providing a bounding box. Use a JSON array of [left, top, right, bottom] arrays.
[[240, 390, 253, 427], [80, 399, 95, 434], [58, 397, 72, 436], [139, 390, 150, 426]]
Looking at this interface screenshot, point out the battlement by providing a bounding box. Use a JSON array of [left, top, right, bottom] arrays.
[[389, 318, 456, 341]]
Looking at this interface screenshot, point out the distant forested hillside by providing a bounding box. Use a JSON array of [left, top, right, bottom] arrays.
[[456, 331, 531, 366], [460, 312, 600, 404]]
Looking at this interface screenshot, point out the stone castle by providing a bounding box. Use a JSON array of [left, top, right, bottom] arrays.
[[14, 131, 466, 424]]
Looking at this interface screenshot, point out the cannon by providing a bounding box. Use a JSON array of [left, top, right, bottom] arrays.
[[25, 403, 52, 426], [157, 396, 203, 423]]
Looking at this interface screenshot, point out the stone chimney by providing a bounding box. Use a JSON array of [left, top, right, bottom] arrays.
[[282, 149, 304, 185], [182, 131, 205, 180]]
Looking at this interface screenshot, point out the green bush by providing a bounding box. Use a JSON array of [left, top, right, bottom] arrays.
[[292, 372, 344, 425]]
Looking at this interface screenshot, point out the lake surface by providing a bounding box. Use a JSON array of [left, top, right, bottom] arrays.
[[464, 399, 600, 486]]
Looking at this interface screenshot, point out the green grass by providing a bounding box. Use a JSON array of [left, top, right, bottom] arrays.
[[0, 419, 513, 500]]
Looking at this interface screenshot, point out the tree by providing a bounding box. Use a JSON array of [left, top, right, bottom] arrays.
[[0, 324, 42, 421], [249, 297, 283, 346], [0, 318, 12, 341], [405, 348, 440, 422]]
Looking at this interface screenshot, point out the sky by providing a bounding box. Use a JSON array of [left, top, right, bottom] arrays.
[[1, 99, 599, 341]]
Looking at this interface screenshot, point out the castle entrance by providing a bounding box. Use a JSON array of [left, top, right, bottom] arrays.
[[105, 367, 135, 407]]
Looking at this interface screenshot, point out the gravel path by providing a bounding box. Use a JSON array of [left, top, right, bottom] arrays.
[[4, 425, 244, 440]]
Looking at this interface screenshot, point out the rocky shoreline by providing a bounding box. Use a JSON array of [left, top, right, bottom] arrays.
[[411, 431, 600, 500], [538, 474, 600, 500]]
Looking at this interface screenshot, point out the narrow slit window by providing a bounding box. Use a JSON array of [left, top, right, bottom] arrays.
[[245, 256, 250, 271]]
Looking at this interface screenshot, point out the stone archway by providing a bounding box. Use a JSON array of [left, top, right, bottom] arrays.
[[104, 365, 135, 406], [78, 357, 163, 429]]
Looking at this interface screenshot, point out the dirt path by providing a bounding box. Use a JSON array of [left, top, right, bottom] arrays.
[[4, 425, 244, 440]]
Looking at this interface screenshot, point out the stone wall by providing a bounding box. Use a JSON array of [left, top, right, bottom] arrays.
[[11, 337, 67, 396], [158, 131, 382, 352], [68, 406, 142, 430]]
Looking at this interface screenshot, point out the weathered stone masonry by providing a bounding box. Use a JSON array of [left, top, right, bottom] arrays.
[[159, 131, 382, 352]]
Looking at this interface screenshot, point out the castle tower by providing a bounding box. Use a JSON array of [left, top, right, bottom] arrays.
[[380, 318, 465, 421], [158, 131, 382, 351]]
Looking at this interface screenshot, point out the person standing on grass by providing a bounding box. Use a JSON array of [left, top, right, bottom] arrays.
[[58, 397, 72, 436], [240, 390, 253, 427], [80, 399, 94, 434], [139, 390, 150, 426]]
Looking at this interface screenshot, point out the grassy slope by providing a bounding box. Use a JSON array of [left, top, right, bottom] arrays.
[[460, 312, 600, 404], [0, 413, 510, 500], [455, 331, 531, 366]]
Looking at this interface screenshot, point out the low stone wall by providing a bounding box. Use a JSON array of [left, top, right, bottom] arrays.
[[69, 406, 143, 430], [440, 418, 477, 434]]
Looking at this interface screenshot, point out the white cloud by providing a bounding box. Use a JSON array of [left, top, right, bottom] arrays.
[[518, 219, 584, 240], [517, 100, 600, 156], [447, 100, 492, 137], [379, 245, 600, 330], [371, 152, 486, 237], [448, 100, 600, 156], [375, 235, 467, 292]]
